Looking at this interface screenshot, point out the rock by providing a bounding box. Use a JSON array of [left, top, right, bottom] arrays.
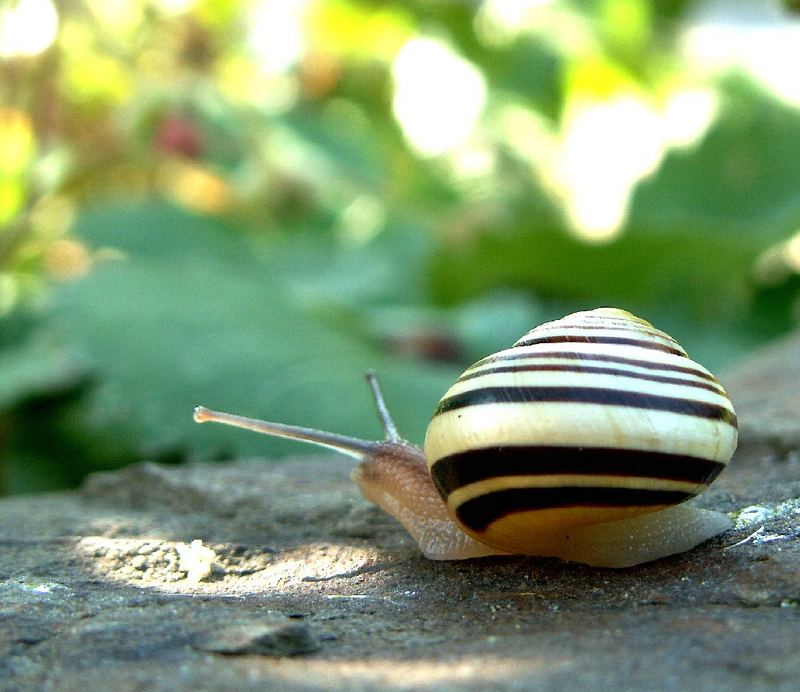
[[192, 620, 320, 656], [723, 331, 800, 451], [0, 447, 797, 690]]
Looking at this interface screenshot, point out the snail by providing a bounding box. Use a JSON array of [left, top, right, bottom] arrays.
[[193, 308, 738, 567]]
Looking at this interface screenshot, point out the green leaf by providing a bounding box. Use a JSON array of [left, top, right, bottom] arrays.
[[629, 78, 800, 238], [42, 202, 458, 465], [0, 318, 82, 412], [427, 221, 771, 370]]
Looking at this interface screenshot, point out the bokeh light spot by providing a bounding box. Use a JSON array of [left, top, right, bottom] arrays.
[[338, 194, 386, 245], [0, 0, 58, 58], [556, 85, 717, 241], [249, 0, 309, 74], [684, 0, 800, 107], [392, 37, 487, 157]]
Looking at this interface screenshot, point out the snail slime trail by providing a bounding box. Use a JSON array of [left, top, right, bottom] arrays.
[[194, 308, 738, 567]]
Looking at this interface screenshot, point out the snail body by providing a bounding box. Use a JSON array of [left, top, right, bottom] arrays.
[[194, 308, 737, 567]]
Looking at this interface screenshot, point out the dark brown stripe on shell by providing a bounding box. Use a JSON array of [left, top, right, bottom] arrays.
[[514, 335, 685, 355], [456, 363, 723, 393], [472, 350, 717, 382], [434, 386, 738, 426], [430, 446, 725, 499], [455, 487, 696, 532]]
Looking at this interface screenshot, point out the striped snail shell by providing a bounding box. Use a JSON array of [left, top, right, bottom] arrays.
[[424, 307, 738, 563], [194, 308, 737, 568]]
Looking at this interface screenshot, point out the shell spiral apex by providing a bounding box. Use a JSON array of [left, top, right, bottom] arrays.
[[424, 307, 738, 557]]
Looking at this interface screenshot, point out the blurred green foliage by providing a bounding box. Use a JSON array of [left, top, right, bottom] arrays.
[[3, 0, 800, 494]]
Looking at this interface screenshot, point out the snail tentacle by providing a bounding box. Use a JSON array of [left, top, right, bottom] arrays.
[[193, 406, 378, 459], [365, 370, 402, 442]]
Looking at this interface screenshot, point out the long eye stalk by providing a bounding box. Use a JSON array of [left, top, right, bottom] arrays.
[[193, 405, 378, 460]]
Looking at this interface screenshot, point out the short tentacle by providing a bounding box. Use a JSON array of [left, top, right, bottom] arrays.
[[365, 370, 402, 442]]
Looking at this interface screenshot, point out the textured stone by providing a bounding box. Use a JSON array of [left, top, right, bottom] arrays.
[[0, 443, 797, 690], [192, 620, 320, 656], [723, 331, 800, 451]]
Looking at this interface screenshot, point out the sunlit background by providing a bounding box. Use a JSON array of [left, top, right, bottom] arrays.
[[3, 0, 800, 494]]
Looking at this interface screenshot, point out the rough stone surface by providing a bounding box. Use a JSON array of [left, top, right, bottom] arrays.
[[192, 620, 321, 656], [725, 330, 800, 452], [1, 344, 799, 690]]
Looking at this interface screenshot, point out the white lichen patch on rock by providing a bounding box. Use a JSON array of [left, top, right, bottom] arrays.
[[74, 535, 278, 589], [734, 505, 777, 530], [727, 498, 800, 548], [176, 539, 224, 583], [78, 537, 224, 584], [732, 498, 800, 530], [78, 537, 188, 583]]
